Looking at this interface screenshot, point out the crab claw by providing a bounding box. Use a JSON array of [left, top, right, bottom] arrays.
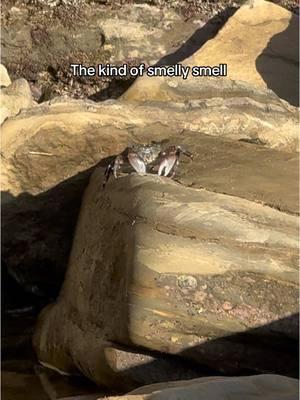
[[158, 154, 177, 177], [157, 145, 193, 178], [127, 148, 146, 174]]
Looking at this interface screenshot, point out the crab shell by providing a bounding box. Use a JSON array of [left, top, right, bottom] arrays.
[[131, 143, 162, 165]]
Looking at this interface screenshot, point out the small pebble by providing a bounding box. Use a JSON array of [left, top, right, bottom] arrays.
[[222, 301, 233, 311], [177, 275, 197, 291]]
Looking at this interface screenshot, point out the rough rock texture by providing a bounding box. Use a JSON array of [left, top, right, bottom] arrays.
[[33, 171, 299, 388], [1, 2, 208, 100], [0, 64, 11, 87], [1, 91, 298, 296], [122, 0, 299, 107], [0, 78, 35, 124], [113, 375, 299, 400], [1, 3, 196, 66], [120, 77, 299, 152]]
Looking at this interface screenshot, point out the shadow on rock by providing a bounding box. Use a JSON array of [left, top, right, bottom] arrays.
[[1, 168, 93, 301], [89, 7, 238, 102], [256, 12, 299, 106], [112, 313, 299, 391], [1, 154, 120, 305], [156, 7, 238, 66]]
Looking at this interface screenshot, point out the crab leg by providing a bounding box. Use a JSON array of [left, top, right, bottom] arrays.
[[113, 155, 124, 178], [103, 155, 124, 188], [103, 163, 113, 188], [179, 147, 193, 159], [170, 159, 180, 178]]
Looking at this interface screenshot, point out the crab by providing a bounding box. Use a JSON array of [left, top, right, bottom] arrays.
[[103, 142, 193, 188]]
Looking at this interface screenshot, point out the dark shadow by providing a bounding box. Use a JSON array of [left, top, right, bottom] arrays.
[[88, 7, 238, 102], [107, 313, 299, 392], [155, 7, 237, 66], [88, 79, 135, 102], [1, 163, 112, 396], [256, 13, 299, 106], [1, 153, 140, 306], [1, 166, 96, 301]]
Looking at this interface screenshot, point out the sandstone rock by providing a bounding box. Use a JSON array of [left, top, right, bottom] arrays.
[[0, 64, 11, 87], [33, 171, 298, 387], [123, 0, 299, 107], [121, 76, 299, 151], [0, 78, 35, 124], [0, 106, 10, 125], [1, 96, 298, 297], [116, 375, 299, 400], [188, 0, 299, 107]]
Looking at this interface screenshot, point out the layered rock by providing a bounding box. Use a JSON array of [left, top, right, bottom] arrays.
[[2, 0, 299, 397], [33, 171, 299, 388], [1, 89, 298, 296], [122, 0, 299, 107]]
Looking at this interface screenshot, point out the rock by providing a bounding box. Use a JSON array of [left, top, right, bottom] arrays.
[[98, 5, 191, 64], [188, 0, 299, 107], [53, 373, 299, 400], [1, 2, 202, 99], [118, 375, 299, 400], [1, 94, 299, 295], [99, 343, 202, 390], [0, 78, 35, 124], [1, 96, 298, 297], [123, 0, 299, 107], [0, 106, 10, 125], [0, 64, 11, 87], [33, 171, 298, 387]]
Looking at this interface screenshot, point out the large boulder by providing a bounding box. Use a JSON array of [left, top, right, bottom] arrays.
[[1, 90, 298, 297], [33, 170, 299, 388], [115, 375, 299, 400], [122, 0, 299, 107], [33, 375, 299, 399]]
